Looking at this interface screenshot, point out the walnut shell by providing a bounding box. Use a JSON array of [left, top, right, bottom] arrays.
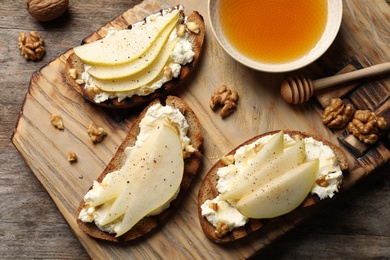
[[26, 0, 69, 22]]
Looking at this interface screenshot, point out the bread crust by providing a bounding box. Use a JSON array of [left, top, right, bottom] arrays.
[[65, 7, 205, 109], [198, 130, 348, 244], [77, 96, 203, 242]]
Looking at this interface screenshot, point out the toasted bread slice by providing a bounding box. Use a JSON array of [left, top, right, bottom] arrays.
[[77, 96, 203, 242], [65, 7, 205, 109], [198, 130, 348, 244]]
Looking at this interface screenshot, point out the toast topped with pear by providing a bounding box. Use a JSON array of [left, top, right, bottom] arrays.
[[66, 5, 205, 109], [198, 130, 348, 243], [77, 96, 203, 242]]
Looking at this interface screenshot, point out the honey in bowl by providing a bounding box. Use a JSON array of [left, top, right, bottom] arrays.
[[219, 0, 328, 64]]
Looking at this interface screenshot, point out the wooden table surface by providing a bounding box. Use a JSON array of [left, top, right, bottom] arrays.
[[1, 0, 390, 259]]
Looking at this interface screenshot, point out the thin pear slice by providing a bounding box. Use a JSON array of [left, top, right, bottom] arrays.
[[225, 131, 284, 189], [74, 10, 180, 66], [113, 122, 184, 236], [89, 134, 159, 207], [87, 19, 178, 80], [91, 37, 179, 92], [88, 170, 123, 207], [236, 159, 319, 219], [99, 121, 184, 236], [222, 140, 306, 201]]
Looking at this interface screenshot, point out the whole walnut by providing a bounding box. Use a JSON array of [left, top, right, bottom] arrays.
[[26, 0, 69, 22]]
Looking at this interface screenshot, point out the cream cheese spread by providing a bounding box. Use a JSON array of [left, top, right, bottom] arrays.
[[201, 133, 343, 230], [78, 104, 195, 234], [81, 7, 195, 103], [201, 195, 248, 230]]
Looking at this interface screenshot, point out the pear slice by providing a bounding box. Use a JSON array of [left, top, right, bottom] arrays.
[[89, 134, 159, 207], [88, 170, 123, 207], [74, 10, 180, 66], [222, 140, 306, 201], [91, 37, 179, 92], [225, 131, 284, 190], [87, 19, 178, 80], [236, 159, 319, 219], [99, 120, 184, 236]]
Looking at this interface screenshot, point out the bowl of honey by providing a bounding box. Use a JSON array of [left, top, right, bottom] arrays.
[[208, 0, 343, 72]]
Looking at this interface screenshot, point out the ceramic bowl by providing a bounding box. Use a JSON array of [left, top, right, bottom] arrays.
[[208, 0, 343, 72]]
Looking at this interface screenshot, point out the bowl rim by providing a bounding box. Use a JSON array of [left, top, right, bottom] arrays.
[[208, 0, 343, 73]]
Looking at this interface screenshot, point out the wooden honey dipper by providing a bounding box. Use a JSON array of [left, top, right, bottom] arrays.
[[280, 62, 390, 104]]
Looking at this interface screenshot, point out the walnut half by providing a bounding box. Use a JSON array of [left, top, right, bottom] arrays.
[[347, 110, 387, 144], [322, 98, 355, 129], [18, 31, 45, 61], [210, 85, 239, 118]]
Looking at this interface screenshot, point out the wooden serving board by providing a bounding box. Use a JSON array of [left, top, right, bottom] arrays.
[[11, 0, 390, 258]]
